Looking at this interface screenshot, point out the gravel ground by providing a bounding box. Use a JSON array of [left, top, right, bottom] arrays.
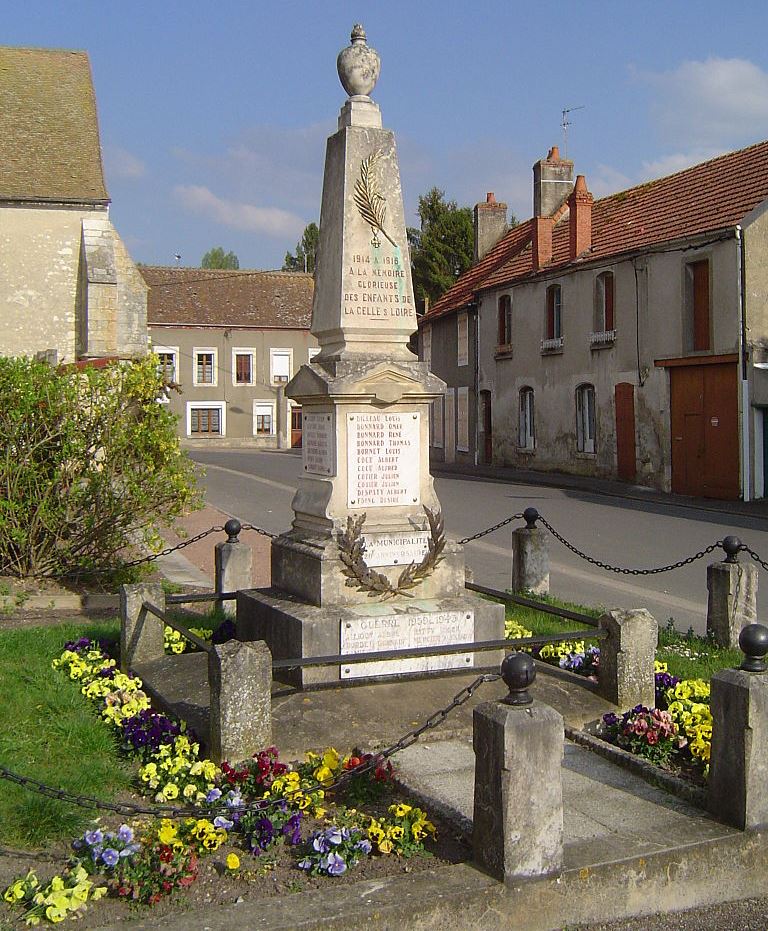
[[577, 896, 768, 930]]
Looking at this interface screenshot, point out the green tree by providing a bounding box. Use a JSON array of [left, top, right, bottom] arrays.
[[0, 356, 201, 578], [407, 188, 474, 309], [283, 222, 319, 273], [201, 246, 240, 269]]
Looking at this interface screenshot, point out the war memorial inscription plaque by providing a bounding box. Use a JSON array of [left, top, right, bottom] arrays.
[[347, 411, 420, 508]]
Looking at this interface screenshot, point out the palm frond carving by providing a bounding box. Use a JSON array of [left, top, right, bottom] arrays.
[[354, 152, 397, 248]]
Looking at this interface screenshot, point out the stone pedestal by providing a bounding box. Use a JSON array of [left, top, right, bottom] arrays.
[[706, 561, 757, 649], [597, 608, 657, 709], [120, 583, 165, 672], [208, 640, 272, 764], [236, 26, 504, 686], [473, 700, 564, 879], [215, 537, 252, 618], [511, 526, 549, 594], [709, 668, 768, 830]]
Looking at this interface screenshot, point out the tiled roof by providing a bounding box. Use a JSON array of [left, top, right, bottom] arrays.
[[0, 47, 108, 203], [426, 220, 532, 320], [423, 139, 768, 321], [141, 267, 314, 328]]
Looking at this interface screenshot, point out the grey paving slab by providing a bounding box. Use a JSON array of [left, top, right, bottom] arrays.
[[393, 737, 738, 870]]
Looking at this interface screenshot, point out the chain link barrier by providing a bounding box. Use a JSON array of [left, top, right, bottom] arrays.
[[536, 515, 723, 576], [458, 513, 524, 545], [0, 672, 498, 819], [743, 546, 768, 573]]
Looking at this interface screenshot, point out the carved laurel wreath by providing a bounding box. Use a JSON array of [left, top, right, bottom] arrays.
[[337, 506, 446, 600], [354, 151, 397, 248]]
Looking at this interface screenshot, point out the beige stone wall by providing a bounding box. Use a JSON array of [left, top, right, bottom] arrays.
[[0, 204, 87, 362], [149, 324, 318, 442], [477, 236, 740, 491], [0, 204, 147, 362]]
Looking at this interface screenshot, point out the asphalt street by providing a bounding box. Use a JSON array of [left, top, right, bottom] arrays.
[[187, 448, 768, 635]]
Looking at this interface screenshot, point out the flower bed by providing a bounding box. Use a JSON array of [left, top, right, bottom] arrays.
[[2, 637, 457, 927]]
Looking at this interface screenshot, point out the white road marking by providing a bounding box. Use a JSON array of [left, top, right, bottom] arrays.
[[200, 461, 296, 493]]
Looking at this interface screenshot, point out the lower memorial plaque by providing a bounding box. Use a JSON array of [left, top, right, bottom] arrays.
[[340, 609, 474, 678]]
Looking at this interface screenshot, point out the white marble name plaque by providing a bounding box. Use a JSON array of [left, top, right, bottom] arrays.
[[362, 531, 430, 567], [302, 413, 335, 476], [347, 411, 420, 508], [340, 609, 474, 678]]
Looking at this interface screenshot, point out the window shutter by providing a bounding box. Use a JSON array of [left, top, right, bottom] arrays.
[[604, 275, 614, 331]]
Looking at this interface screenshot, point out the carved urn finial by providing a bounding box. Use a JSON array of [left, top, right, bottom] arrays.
[[337, 23, 380, 98]]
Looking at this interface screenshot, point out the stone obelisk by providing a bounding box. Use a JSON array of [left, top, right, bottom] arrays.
[[238, 26, 503, 685]]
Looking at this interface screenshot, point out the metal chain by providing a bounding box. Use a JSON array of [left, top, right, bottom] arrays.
[[537, 515, 722, 576], [239, 523, 277, 540], [744, 547, 768, 572], [0, 673, 498, 819], [458, 513, 524, 545], [4, 522, 280, 579]]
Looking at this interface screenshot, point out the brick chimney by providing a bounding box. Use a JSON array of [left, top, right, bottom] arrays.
[[473, 192, 507, 262], [533, 145, 574, 217], [532, 217, 553, 272], [568, 174, 593, 259]]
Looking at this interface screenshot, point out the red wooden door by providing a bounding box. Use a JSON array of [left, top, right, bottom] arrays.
[[670, 363, 738, 499], [290, 406, 303, 448], [614, 382, 636, 482]]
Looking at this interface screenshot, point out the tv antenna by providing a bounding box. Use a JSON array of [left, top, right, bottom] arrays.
[[561, 105, 585, 158]]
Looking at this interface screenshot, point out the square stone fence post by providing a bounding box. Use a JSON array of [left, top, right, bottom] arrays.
[[208, 639, 272, 765], [120, 583, 166, 672], [708, 623, 768, 830], [706, 537, 757, 649], [473, 652, 564, 880], [214, 519, 253, 618], [597, 608, 657, 709], [511, 508, 549, 595]]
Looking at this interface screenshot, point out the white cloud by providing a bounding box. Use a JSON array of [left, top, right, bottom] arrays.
[[104, 145, 146, 180], [640, 148, 726, 181], [589, 164, 634, 198], [173, 185, 305, 238], [639, 57, 768, 149]]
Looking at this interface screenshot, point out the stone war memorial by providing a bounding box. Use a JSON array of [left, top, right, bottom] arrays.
[[238, 25, 504, 685]]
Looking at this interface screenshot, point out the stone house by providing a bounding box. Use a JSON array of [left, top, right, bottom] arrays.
[[0, 47, 147, 364], [142, 267, 316, 446], [419, 141, 768, 500]]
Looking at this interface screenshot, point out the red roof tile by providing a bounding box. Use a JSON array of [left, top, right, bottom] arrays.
[[141, 267, 313, 328], [423, 139, 768, 320]]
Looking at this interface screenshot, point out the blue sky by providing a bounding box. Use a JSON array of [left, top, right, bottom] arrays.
[[7, 1, 768, 269]]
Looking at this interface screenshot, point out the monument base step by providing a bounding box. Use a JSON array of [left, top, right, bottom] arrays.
[[237, 587, 504, 688]]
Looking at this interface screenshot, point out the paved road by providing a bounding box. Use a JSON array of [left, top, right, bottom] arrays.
[[187, 448, 768, 634]]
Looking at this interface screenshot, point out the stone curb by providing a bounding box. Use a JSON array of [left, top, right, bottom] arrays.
[[566, 723, 708, 809], [0, 592, 119, 613]]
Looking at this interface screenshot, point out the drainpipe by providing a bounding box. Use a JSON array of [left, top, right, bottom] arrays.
[[472, 303, 480, 466], [736, 225, 750, 501]]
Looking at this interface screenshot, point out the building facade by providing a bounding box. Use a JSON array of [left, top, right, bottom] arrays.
[[0, 47, 147, 364], [143, 267, 316, 446], [420, 142, 768, 500]]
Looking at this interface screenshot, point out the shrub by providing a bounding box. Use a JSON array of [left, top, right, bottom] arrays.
[[0, 355, 200, 578]]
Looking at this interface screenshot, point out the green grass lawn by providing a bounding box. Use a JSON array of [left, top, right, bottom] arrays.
[[0, 620, 134, 849], [499, 592, 741, 683]]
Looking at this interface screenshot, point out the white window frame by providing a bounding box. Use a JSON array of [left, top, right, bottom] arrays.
[[308, 347, 320, 363], [253, 400, 276, 437], [193, 347, 218, 387], [153, 345, 178, 403], [430, 396, 444, 448], [232, 348, 256, 386], [576, 384, 596, 454], [457, 386, 470, 452], [186, 401, 226, 437], [422, 324, 432, 369], [270, 348, 293, 385], [519, 387, 535, 450], [457, 312, 469, 367]]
